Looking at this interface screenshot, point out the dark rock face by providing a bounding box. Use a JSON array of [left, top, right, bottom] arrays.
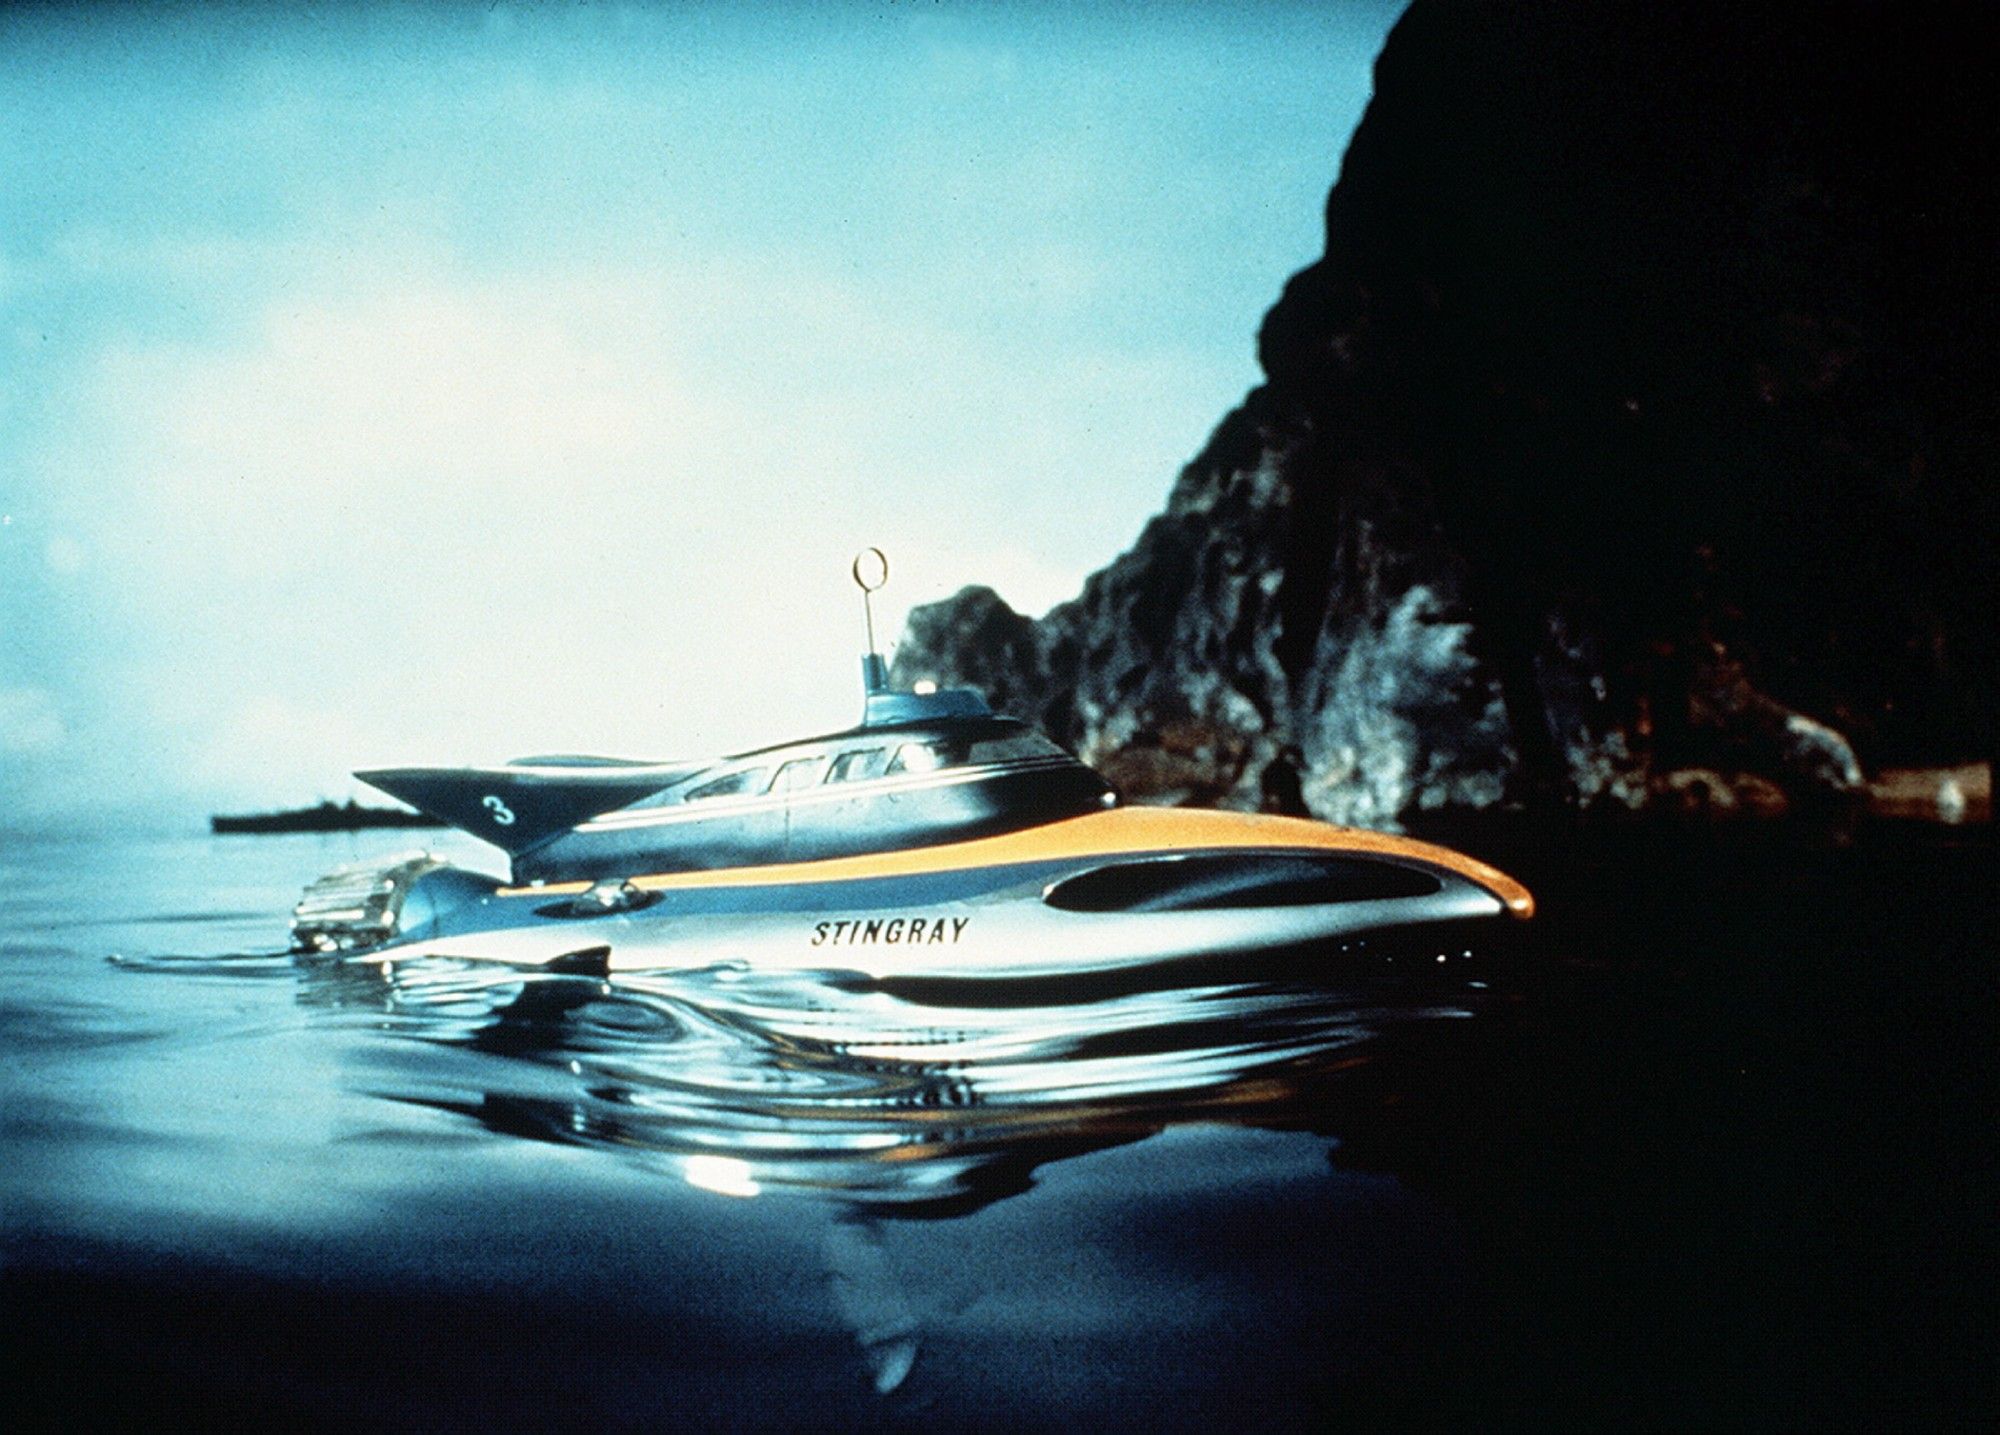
[[896, 0, 1996, 824]]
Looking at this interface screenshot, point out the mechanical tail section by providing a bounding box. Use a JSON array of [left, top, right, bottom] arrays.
[[356, 764, 692, 856]]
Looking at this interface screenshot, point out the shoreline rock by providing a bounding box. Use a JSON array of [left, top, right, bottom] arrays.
[[894, 0, 1993, 827]]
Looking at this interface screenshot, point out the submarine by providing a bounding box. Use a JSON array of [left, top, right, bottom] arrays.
[[290, 551, 1532, 982]]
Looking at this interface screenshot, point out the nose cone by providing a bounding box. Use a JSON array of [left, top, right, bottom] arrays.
[[1425, 849, 1534, 919], [1467, 863, 1535, 920]]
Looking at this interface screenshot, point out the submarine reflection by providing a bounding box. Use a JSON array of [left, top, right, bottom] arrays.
[[297, 938, 1498, 1219]]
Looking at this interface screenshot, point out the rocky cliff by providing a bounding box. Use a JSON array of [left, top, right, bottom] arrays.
[[894, 0, 1995, 825]]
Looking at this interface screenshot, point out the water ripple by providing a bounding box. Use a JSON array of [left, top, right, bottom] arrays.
[[279, 947, 1494, 1217], [107, 950, 299, 979]]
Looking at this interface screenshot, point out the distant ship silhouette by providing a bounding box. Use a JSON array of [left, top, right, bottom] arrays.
[[210, 800, 445, 835]]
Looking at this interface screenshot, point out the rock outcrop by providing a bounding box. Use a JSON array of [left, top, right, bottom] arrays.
[[895, 0, 1995, 824]]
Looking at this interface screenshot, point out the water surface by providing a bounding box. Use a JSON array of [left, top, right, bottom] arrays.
[[2, 825, 1988, 1429]]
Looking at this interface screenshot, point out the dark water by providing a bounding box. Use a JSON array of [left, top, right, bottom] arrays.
[[2, 824, 1990, 1431]]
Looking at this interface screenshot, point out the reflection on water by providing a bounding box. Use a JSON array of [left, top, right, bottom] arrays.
[[279, 948, 1480, 1217], [345, 946, 1476, 1392], [113, 912, 1493, 1394]]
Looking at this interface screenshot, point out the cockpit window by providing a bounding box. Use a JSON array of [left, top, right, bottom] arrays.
[[773, 756, 829, 793], [826, 748, 887, 784], [887, 741, 957, 775], [684, 766, 772, 802], [967, 732, 1069, 764]]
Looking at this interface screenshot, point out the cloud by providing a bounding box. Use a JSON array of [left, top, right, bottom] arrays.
[[0, 686, 66, 754], [189, 696, 374, 801], [1, 2, 1405, 819], [24, 247, 1224, 809], [44, 535, 86, 574]]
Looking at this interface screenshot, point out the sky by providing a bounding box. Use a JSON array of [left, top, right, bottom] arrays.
[[1, 0, 1404, 830]]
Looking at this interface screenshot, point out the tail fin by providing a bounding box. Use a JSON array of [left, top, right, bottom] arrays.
[[357, 765, 686, 856]]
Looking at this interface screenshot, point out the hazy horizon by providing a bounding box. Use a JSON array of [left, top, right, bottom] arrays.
[[2, 0, 1403, 831]]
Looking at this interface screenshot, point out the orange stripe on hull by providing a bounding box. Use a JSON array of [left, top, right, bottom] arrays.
[[500, 806, 1535, 918]]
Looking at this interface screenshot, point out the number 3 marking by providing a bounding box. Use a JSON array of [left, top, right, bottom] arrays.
[[482, 794, 516, 826]]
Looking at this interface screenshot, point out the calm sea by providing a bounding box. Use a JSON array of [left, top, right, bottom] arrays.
[[2, 823, 1989, 1430]]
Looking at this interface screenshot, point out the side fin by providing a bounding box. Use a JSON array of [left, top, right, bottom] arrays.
[[547, 946, 612, 978]]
